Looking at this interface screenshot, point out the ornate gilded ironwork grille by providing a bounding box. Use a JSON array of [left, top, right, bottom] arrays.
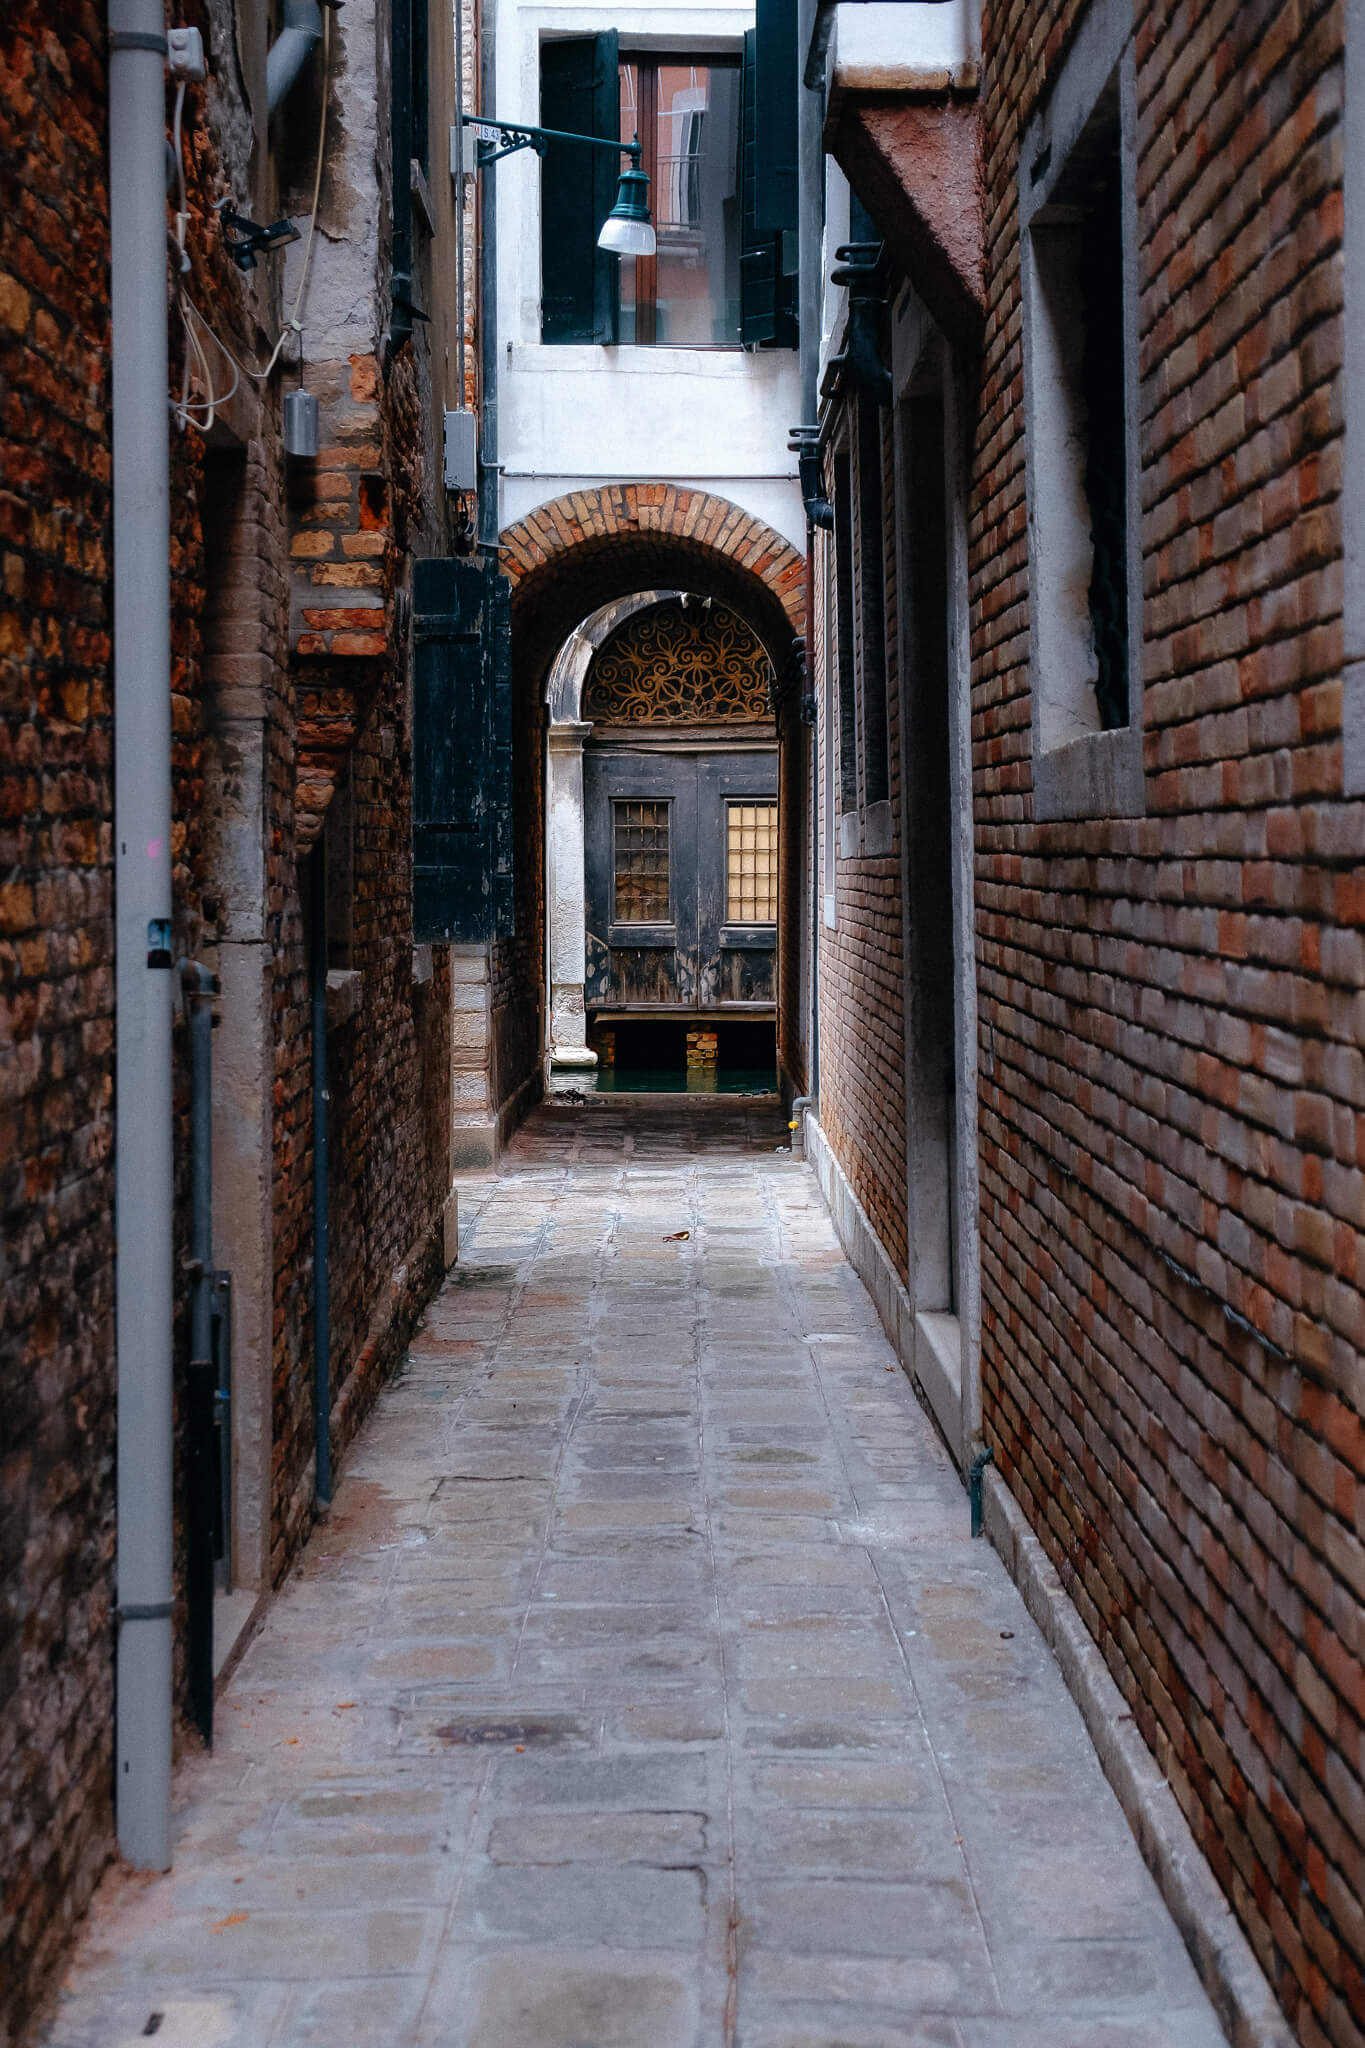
[[584, 598, 773, 724], [613, 800, 671, 921], [726, 800, 777, 922]]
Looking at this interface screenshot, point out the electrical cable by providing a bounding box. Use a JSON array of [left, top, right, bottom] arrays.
[[170, 7, 330, 425]]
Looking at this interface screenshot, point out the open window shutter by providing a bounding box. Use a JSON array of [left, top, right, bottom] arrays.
[[412, 557, 513, 942], [754, 0, 798, 241], [740, 30, 797, 349], [487, 563, 515, 936], [541, 33, 620, 344]]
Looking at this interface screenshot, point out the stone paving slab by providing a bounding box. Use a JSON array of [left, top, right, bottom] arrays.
[[40, 1101, 1227, 2048]]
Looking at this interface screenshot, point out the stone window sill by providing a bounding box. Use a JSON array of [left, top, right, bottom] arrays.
[[325, 968, 364, 1031]]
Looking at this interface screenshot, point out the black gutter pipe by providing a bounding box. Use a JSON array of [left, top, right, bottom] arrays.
[[182, 960, 218, 1743]]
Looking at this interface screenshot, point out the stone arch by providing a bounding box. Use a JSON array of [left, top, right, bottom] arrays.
[[500, 485, 806, 692]]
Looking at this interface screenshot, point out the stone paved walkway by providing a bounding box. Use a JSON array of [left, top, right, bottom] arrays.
[[44, 1102, 1226, 2048]]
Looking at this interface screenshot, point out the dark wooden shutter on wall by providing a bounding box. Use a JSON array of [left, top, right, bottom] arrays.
[[740, 29, 797, 350], [412, 556, 515, 943], [754, 0, 798, 243], [541, 32, 620, 344], [487, 562, 515, 935]]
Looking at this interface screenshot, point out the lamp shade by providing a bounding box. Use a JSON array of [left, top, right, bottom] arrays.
[[597, 164, 656, 258]]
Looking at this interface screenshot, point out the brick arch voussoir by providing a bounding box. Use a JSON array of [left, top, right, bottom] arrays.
[[499, 486, 805, 692]]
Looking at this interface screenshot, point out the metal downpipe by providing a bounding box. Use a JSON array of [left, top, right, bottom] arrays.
[[309, 844, 332, 1509], [109, 0, 175, 1872], [182, 962, 218, 1744], [797, 0, 823, 1107], [267, 0, 323, 115]]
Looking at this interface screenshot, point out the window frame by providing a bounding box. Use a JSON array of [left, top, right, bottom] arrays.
[[616, 48, 744, 351], [1019, 0, 1144, 821], [610, 795, 675, 934], [723, 796, 779, 928]]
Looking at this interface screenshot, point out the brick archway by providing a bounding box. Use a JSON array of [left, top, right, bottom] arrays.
[[487, 485, 809, 1150], [500, 485, 805, 690]]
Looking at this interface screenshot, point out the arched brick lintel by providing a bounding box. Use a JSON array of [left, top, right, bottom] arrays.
[[500, 485, 806, 691]]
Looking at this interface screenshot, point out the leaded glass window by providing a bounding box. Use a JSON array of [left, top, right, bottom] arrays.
[[613, 800, 671, 921], [726, 800, 777, 923]]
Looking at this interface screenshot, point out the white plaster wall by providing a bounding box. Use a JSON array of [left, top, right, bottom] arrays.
[[821, 0, 979, 91], [281, 0, 382, 365], [493, 0, 804, 549]]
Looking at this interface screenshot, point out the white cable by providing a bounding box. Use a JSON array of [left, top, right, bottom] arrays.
[[168, 5, 330, 425], [286, 3, 330, 340], [171, 80, 190, 272]]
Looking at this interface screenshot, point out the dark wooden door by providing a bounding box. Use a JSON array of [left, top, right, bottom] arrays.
[[584, 744, 777, 1012]]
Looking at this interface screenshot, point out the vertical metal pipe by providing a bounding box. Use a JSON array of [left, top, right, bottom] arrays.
[[309, 844, 332, 1507], [477, 0, 498, 546], [109, 0, 174, 1873], [186, 968, 214, 1366], [183, 962, 216, 1744], [798, 0, 822, 1103], [797, 0, 822, 427]]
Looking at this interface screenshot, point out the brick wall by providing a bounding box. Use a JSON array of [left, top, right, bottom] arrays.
[[272, 336, 455, 1577], [2, 10, 459, 2030], [813, 406, 910, 1283], [969, 1, 1365, 2039], [0, 12, 116, 2029]]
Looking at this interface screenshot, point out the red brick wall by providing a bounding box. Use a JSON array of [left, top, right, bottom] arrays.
[[970, 1, 1364, 2038], [0, 14, 117, 2030], [813, 406, 910, 1282], [1, 15, 457, 2031], [272, 342, 454, 1578]]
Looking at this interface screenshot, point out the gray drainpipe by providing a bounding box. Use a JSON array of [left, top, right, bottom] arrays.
[[108, 0, 175, 1872], [477, 0, 499, 548], [267, 0, 323, 115]]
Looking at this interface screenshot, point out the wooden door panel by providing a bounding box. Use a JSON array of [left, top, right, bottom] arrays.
[[584, 749, 697, 1009], [585, 743, 777, 1013], [697, 753, 778, 1008]]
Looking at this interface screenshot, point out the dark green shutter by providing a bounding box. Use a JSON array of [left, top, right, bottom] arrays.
[[487, 564, 515, 935], [541, 33, 620, 344], [412, 557, 515, 942], [740, 29, 797, 350], [754, 0, 798, 240]]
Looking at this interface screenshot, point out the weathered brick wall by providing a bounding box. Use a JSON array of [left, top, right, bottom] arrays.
[[272, 339, 455, 1577], [0, 14, 116, 2031], [970, 0, 1364, 2039], [814, 405, 909, 1281], [2, 11, 458, 2030], [0, 0, 271, 2021], [489, 666, 545, 1131]]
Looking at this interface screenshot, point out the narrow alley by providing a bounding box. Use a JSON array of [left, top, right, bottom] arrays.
[[43, 1104, 1223, 2048]]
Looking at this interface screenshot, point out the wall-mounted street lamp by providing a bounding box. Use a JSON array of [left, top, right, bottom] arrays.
[[458, 113, 656, 257]]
